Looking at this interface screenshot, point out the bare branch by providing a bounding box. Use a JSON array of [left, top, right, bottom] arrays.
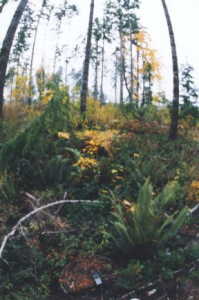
[[189, 203, 199, 216], [0, 199, 98, 260]]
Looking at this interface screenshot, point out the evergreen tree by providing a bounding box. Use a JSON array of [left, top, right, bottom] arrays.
[[180, 64, 198, 105], [180, 64, 198, 120]]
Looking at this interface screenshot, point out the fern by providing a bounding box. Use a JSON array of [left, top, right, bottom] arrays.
[[108, 180, 188, 256]]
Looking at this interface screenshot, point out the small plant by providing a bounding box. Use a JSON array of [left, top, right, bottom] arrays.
[[116, 259, 144, 289], [107, 180, 188, 257]]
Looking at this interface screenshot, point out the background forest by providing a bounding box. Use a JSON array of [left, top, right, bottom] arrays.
[[0, 0, 199, 299]]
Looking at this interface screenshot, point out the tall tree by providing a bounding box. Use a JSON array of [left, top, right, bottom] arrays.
[[99, 12, 112, 104], [161, 0, 179, 140], [106, 0, 140, 104], [180, 64, 198, 120], [28, 0, 47, 105], [92, 18, 102, 100], [0, 0, 29, 117], [80, 0, 95, 117], [180, 64, 198, 106]]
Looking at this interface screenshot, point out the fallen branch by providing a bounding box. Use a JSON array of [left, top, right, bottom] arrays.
[[0, 199, 98, 261], [118, 258, 199, 300], [189, 203, 199, 216], [24, 192, 98, 205]]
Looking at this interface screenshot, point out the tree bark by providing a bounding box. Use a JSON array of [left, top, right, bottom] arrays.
[[119, 31, 124, 106], [136, 46, 140, 104], [100, 36, 105, 104], [93, 39, 99, 100], [129, 20, 134, 103], [161, 0, 179, 140], [80, 0, 95, 117], [0, 0, 28, 118], [130, 34, 134, 103]]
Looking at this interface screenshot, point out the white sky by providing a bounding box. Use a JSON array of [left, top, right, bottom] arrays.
[[1, 0, 199, 100]]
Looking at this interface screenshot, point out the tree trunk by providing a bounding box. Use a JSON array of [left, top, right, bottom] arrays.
[[119, 31, 124, 106], [28, 0, 45, 105], [130, 36, 134, 103], [113, 51, 118, 104], [142, 62, 145, 107], [100, 36, 105, 104], [161, 0, 179, 140], [93, 39, 99, 100], [0, 0, 28, 117], [129, 23, 134, 103], [136, 46, 140, 104], [80, 0, 95, 117], [148, 70, 152, 104]]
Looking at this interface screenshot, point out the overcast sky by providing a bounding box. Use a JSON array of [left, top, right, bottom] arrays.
[[1, 0, 199, 100]]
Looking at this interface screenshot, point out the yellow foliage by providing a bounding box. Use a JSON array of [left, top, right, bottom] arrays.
[[179, 116, 196, 138], [86, 98, 124, 128], [133, 153, 140, 159], [133, 31, 161, 82], [83, 139, 99, 155], [80, 129, 118, 156], [58, 132, 70, 139], [75, 157, 97, 169], [142, 49, 162, 81], [190, 181, 199, 189], [11, 75, 30, 102], [187, 180, 199, 202], [4, 101, 42, 131], [41, 90, 54, 104], [134, 31, 150, 47]]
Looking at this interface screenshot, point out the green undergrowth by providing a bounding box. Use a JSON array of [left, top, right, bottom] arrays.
[[0, 100, 199, 298]]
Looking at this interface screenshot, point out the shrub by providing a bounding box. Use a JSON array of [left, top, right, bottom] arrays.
[[107, 180, 188, 258], [0, 95, 76, 190], [86, 98, 123, 129]]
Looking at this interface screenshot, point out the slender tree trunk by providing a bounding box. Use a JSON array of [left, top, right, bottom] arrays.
[[161, 0, 179, 140], [53, 21, 62, 74], [130, 38, 134, 103], [136, 46, 140, 104], [93, 39, 99, 99], [129, 24, 134, 103], [65, 59, 69, 86], [0, 0, 28, 117], [142, 69, 145, 106], [148, 71, 152, 104], [119, 76, 123, 105], [100, 36, 105, 104], [80, 0, 95, 117], [28, 0, 45, 105], [119, 31, 124, 105], [120, 32, 132, 103], [114, 52, 118, 104]]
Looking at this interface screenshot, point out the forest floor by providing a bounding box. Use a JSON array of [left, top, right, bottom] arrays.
[[1, 101, 199, 300], [46, 215, 199, 300], [47, 279, 199, 300]]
